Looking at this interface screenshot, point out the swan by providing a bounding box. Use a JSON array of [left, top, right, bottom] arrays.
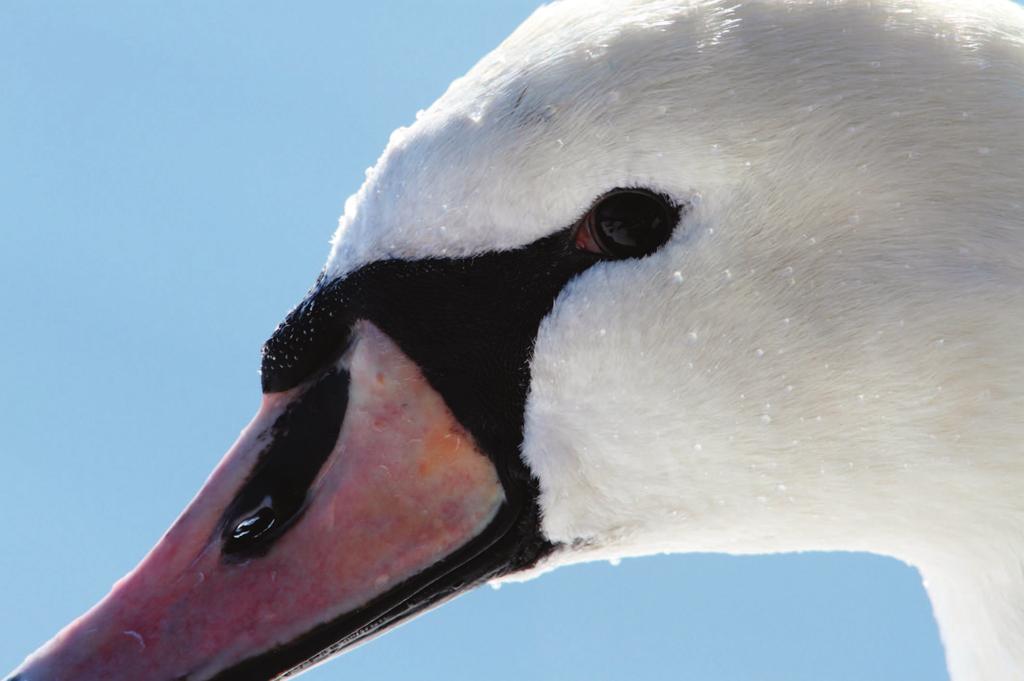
[[6, 0, 1024, 679]]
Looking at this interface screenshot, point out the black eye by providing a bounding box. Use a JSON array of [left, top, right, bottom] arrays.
[[573, 188, 679, 258]]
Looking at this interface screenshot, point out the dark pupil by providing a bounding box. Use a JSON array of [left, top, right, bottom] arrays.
[[595, 191, 667, 254], [231, 503, 277, 543]]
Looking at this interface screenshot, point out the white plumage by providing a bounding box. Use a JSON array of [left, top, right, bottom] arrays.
[[327, 1, 1024, 678]]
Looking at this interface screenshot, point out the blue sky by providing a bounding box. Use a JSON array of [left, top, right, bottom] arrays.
[[0, 2, 950, 679]]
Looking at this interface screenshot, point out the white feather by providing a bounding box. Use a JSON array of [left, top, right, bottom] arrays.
[[326, 1, 1024, 677]]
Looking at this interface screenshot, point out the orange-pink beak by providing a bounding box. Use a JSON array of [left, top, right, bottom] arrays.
[[8, 322, 507, 681]]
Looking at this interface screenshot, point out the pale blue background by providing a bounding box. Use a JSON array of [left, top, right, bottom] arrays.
[[0, 3, 950, 680]]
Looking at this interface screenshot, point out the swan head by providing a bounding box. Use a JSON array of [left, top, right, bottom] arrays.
[[8, 0, 1023, 679]]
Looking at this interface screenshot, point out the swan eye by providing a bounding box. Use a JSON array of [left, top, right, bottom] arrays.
[[573, 189, 678, 258]]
